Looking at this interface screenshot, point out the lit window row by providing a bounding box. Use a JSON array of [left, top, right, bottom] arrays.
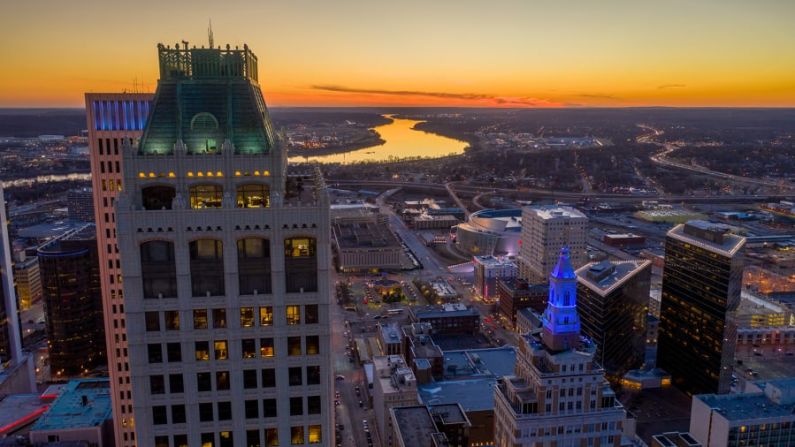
[[137, 170, 271, 179], [155, 425, 322, 446]]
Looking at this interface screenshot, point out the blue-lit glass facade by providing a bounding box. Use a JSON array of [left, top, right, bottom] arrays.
[[92, 99, 151, 131]]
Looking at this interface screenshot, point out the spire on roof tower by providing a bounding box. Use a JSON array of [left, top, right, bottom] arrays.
[[208, 19, 214, 48]]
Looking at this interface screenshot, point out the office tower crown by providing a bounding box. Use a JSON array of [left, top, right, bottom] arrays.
[[139, 42, 277, 156], [541, 247, 582, 352]]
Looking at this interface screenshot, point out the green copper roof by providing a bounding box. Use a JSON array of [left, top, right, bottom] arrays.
[[139, 44, 276, 155]]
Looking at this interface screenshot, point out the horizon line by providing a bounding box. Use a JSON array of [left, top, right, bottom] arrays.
[[3, 105, 795, 110]]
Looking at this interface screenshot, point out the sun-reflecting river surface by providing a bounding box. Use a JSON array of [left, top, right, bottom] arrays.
[[288, 115, 467, 164]]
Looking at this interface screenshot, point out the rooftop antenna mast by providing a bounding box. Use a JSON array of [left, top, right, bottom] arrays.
[[208, 19, 214, 48]]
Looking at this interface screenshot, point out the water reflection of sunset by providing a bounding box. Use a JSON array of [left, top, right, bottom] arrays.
[[289, 115, 467, 164]]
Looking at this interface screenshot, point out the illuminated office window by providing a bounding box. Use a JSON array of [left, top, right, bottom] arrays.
[[236, 183, 270, 208], [214, 340, 228, 360], [286, 305, 300, 325], [189, 184, 223, 209], [240, 307, 255, 328], [260, 338, 275, 358]]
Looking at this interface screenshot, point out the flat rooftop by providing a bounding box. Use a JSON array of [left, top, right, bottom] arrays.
[[30, 379, 112, 432], [576, 260, 651, 295], [525, 205, 586, 221], [668, 222, 745, 256], [429, 403, 468, 425], [333, 219, 401, 249], [419, 378, 497, 412], [16, 220, 83, 240], [619, 386, 692, 444], [466, 346, 517, 377], [696, 390, 795, 421], [440, 346, 518, 379], [0, 394, 48, 436], [391, 406, 438, 447], [412, 304, 480, 319], [473, 255, 516, 268], [61, 224, 96, 242], [380, 324, 402, 344]]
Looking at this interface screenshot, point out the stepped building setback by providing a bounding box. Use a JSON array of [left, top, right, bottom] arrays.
[[494, 248, 628, 447]]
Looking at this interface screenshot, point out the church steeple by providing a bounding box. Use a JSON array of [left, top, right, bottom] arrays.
[[541, 247, 582, 351]]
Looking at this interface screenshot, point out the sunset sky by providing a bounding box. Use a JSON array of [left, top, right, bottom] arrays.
[[1, 0, 794, 108]]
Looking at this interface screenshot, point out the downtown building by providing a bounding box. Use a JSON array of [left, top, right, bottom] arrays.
[[658, 221, 745, 396], [37, 224, 106, 377], [13, 250, 42, 310], [575, 260, 652, 378], [85, 91, 153, 446], [67, 187, 96, 222], [494, 248, 627, 447], [690, 378, 795, 447], [518, 206, 588, 283], [473, 255, 518, 301], [0, 184, 36, 394], [0, 184, 23, 365], [115, 42, 332, 447]]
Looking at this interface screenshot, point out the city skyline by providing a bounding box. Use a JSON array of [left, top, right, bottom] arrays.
[[2, 0, 795, 108]]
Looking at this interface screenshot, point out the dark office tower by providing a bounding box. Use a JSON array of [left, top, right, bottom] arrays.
[[576, 260, 652, 378], [658, 221, 745, 395], [116, 41, 331, 447], [38, 224, 106, 376], [67, 187, 95, 222]]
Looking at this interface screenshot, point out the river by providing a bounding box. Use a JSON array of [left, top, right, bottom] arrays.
[[2, 173, 91, 188], [3, 116, 467, 187], [288, 115, 467, 164]]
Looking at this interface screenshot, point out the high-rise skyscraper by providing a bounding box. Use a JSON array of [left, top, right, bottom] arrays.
[[67, 187, 96, 222], [518, 206, 588, 283], [116, 42, 331, 447], [658, 221, 745, 395], [85, 91, 153, 447], [494, 248, 627, 447], [13, 252, 42, 310], [575, 260, 651, 377], [0, 184, 22, 365], [37, 224, 105, 377], [0, 185, 35, 395]]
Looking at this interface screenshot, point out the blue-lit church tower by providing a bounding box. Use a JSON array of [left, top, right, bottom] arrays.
[[541, 247, 582, 351]]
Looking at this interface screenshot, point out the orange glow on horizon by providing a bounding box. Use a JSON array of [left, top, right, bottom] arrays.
[[1, 1, 795, 108]]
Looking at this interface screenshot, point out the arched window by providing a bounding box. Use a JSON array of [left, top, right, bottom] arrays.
[[142, 185, 175, 210], [189, 184, 223, 209], [284, 237, 317, 293], [236, 183, 270, 208], [190, 113, 220, 154], [190, 112, 219, 131], [189, 239, 225, 297], [237, 238, 271, 294], [140, 241, 177, 298]]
